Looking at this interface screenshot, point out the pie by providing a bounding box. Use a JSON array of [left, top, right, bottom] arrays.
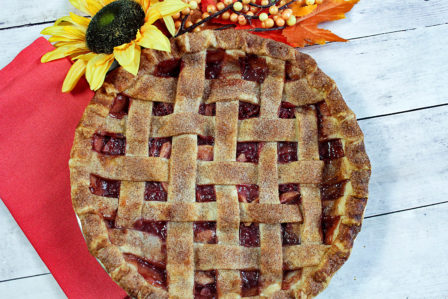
[[69, 29, 371, 298]]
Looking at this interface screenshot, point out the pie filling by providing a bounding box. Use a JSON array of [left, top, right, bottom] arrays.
[[154, 58, 181, 78], [124, 253, 167, 289], [240, 270, 260, 296], [236, 142, 261, 163], [194, 270, 217, 299], [239, 223, 260, 247], [92, 132, 126, 155], [86, 50, 356, 295], [194, 222, 217, 244], [148, 137, 171, 158], [109, 93, 130, 119]]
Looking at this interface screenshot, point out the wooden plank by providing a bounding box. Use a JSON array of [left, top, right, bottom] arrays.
[[0, 274, 65, 298], [301, 24, 448, 119], [0, 0, 83, 29], [320, 203, 448, 298], [361, 105, 448, 217], [1, 0, 447, 37], [0, 201, 50, 281], [0, 24, 48, 70]]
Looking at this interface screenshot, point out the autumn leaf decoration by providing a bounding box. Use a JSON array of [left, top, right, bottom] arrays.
[[194, 0, 359, 48], [283, 0, 359, 47]]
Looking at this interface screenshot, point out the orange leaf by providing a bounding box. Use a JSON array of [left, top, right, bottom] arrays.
[[282, 0, 359, 47], [291, 4, 317, 17]]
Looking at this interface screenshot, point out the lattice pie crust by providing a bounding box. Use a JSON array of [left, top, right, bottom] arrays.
[[70, 29, 371, 299]]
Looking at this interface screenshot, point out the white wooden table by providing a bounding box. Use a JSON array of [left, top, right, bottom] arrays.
[[1, 1, 448, 298]]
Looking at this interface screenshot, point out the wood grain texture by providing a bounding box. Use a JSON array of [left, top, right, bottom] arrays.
[[0, 274, 65, 298], [0, 201, 49, 281], [301, 23, 448, 119], [320, 203, 448, 298]]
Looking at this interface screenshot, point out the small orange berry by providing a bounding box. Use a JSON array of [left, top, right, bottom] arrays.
[[175, 20, 182, 28], [265, 18, 274, 28], [186, 20, 193, 27], [202, 12, 210, 18], [182, 7, 191, 14], [216, 2, 225, 10], [261, 0, 268, 5], [207, 4, 217, 13], [269, 5, 278, 15], [275, 17, 285, 27], [222, 11, 230, 19], [238, 15, 247, 25], [230, 12, 238, 22], [233, 1, 243, 11]]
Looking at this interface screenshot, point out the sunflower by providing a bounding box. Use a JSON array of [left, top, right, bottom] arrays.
[[41, 0, 189, 92]]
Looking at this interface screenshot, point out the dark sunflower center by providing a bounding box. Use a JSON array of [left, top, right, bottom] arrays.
[[86, 0, 145, 54]]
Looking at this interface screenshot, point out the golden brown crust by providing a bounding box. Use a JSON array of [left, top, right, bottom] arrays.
[[70, 29, 371, 298]]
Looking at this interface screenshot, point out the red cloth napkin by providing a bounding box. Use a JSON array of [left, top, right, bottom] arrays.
[[0, 37, 126, 299]]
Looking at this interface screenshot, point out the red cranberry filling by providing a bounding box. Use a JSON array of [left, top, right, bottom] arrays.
[[133, 220, 167, 241], [237, 185, 259, 203], [282, 223, 300, 246], [278, 142, 298, 163], [194, 271, 217, 299], [205, 49, 225, 79], [109, 94, 130, 119], [319, 139, 345, 160], [152, 102, 174, 116], [154, 58, 181, 77], [92, 132, 126, 155], [321, 180, 347, 201], [103, 211, 117, 229], [279, 184, 300, 204], [278, 101, 296, 119], [196, 185, 216, 202], [322, 216, 340, 245], [89, 174, 120, 198], [149, 137, 172, 158], [144, 182, 168, 201], [239, 223, 260, 247], [239, 54, 268, 83], [194, 222, 217, 244], [199, 103, 216, 116], [236, 142, 261, 163], [198, 135, 215, 146], [240, 270, 260, 296], [124, 253, 167, 288], [239, 101, 260, 120]]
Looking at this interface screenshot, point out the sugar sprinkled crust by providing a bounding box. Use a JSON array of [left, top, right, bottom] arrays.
[[70, 29, 371, 298]]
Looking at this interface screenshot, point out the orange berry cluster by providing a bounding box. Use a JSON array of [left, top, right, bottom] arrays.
[[173, 0, 321, 34]]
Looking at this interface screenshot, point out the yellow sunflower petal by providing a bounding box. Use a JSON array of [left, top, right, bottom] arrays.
[[62, 59, 88, 92], [41, 25, 86, 41], [150, 0, 158, 5], [151, 0, 189, 17], [85, 54, 114, 91], [114, 41, 141, 76], [163, 16, 176, 37], [69, 12, 90, 28], [84, 0, 104, 15], [69, 0, 90, 16], [138, 24, 170, 52], [41, 43, 89, 63]]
